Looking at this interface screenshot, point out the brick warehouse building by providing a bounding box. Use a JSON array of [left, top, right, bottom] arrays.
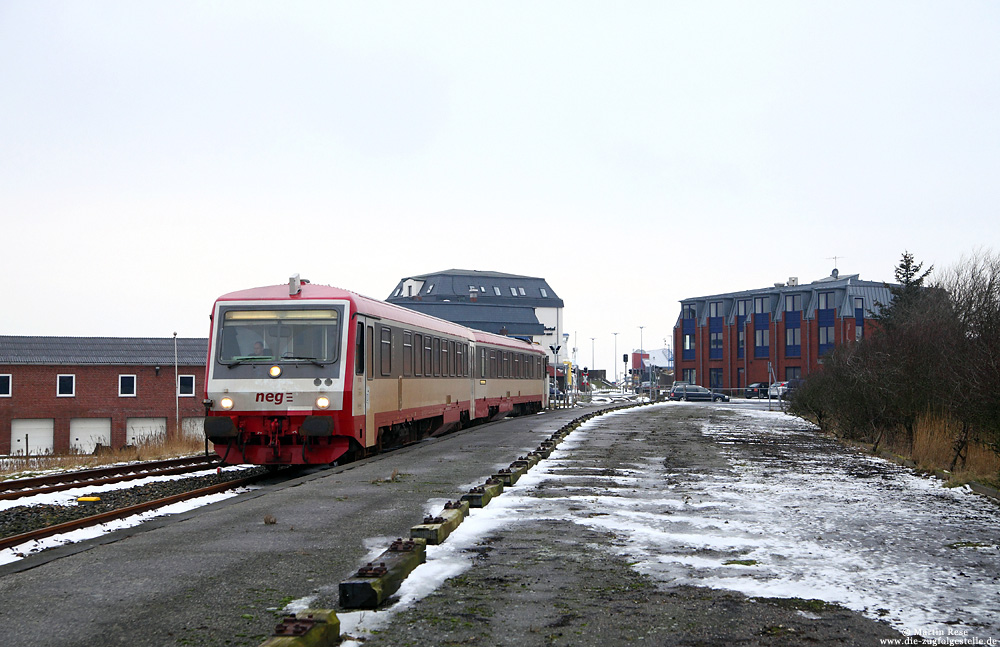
[[672, 270, 896, 391], [0, 336, 208, 455]]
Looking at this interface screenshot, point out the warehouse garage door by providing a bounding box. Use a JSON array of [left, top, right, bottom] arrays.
[[182, 417, 205, 440], [10, 419, 55, 455], [70, 418, 112, 454], [126, 417, 166, 446]]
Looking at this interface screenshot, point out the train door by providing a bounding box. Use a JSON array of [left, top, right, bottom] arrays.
[[365, 322, 375, 446], [352, 318, 376, 447]]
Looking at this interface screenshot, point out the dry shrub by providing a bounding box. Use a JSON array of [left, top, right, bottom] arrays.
[[882, 412, 1000, 485], [0, 434, 209, 480]]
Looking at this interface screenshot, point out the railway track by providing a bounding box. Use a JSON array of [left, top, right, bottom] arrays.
[[0, 455, 219, 501], [0, 468, 269, 552]]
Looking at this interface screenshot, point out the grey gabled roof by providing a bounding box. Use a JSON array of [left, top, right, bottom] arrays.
[[387, 269, 564, 308], [677, 272, 897, 324], [0, 336, 208, 366]]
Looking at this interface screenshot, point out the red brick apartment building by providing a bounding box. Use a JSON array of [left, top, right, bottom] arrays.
[[0, 336, 208, 456], [672, 271, 895, 391]]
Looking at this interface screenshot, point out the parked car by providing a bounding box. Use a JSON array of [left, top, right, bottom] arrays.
[[745, 382, 769, 398], [768, 382, 789, 398], [668, 384, 730, 402]]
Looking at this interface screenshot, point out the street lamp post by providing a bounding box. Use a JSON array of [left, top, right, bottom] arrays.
[[638, 326, 644, 395], [612, 332, 618, 389], [173, 332, 179, 438]]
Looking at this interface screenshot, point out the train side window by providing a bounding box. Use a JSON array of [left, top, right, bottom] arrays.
[[380, 326, 392, 376], [403, 331, 412, 377], [441, 340, 449, 377], [355, 323, 364, 375], [432, 338, 440, 376], [480, 348, 487, 379], [448, 340, 456, 376], [424, 335, 433, 376], [489, 350, 496, 378]]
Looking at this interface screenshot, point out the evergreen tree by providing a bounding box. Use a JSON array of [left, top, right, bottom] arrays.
[[874, 251, 934, 328]]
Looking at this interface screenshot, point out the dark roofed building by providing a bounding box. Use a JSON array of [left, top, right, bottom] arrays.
[[0, 336, 209, 456], [386, 269, 565, 362]]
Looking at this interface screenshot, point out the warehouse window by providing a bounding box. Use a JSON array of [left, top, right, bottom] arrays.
[[0, 374, 10, 397], [178, 375, 195, 397], [57, 374, 75, 397], [119, 375, 137, 397]]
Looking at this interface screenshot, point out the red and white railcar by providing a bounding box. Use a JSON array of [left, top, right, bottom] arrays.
[[203, 276, 548, 465]]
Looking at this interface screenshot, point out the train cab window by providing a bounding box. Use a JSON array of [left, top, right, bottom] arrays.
[[403, 331, 413, 377], [380, 326, 392, 376], [219, 308, 342, 366], [355, 323, 364, 375]]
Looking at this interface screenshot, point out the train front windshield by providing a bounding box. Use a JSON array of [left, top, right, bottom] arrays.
[[218, 308, 342, 364]]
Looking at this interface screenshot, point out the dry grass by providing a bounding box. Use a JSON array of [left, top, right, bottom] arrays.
[[881, 413, 1000, 487], [0, 435, 210, 480]]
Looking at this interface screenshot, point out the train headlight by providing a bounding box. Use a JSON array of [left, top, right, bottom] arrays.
[[268, 365, 282, 378], [220, 397, 235, 410], [316, 396, 331, 409]]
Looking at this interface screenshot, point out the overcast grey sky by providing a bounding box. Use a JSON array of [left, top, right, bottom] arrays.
[[2, 1, 997, 374]]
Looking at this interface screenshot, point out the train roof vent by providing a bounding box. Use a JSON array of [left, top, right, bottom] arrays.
[[289, 274, 309, 296]]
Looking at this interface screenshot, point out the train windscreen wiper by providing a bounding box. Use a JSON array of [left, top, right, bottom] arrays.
[[281, 355, 328, 367], [226, 356, 272, 368]]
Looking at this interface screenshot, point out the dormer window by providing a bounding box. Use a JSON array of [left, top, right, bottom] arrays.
[[540, 288, 548, 298], [426, 284, 434, 294], [494, 287, 501, 296]]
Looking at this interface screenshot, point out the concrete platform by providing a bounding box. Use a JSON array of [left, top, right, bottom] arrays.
[[0, 407, 594, 647]]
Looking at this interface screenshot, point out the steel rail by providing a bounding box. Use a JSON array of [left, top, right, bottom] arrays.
[[0, 472, 263, 552], [0, 456, 218, 499]]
